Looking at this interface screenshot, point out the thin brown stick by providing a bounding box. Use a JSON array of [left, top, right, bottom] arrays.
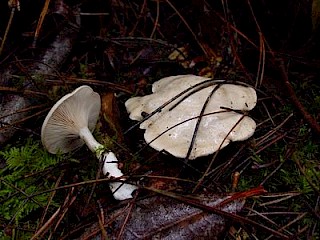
[[31, 206, 61, 240], [128, 0, 147, 36], [246, 0, 320, 136], [0, 108, 50, 131], [278, 60, 320, 136], [295, 159, 320, 195], [192, 114, 248, 192], [165, 0, 208, 56], [116, 194, 138, 240], [150, 0, 160, 38], [33, 0, 51, 47], [97, 212, 108, 240], [36, 172, 64, 234], [256, 33, 266, 87], [0, 86, 48, 97], [0, 7, 16, 55], [46, 77, 133, 94], [145, 186, 290, 239], [0, 104, 48, 120]]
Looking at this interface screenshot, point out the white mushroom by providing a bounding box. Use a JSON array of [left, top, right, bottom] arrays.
[[41, 85, 137, 200], [125, 75, 257, 160]]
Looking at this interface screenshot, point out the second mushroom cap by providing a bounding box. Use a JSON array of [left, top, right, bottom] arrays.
[[125, 75, 257, 159]]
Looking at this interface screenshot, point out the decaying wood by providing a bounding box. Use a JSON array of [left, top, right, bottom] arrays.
[[0, 0, 80, 144]]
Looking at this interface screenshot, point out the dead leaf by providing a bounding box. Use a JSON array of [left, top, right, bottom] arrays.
[[312, 0, 320, 31], [168, 46, 190, 68], [100, 92, 124, 143], [78, 194, 244, 239]]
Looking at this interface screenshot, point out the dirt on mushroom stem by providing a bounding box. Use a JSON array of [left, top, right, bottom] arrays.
[[41, 85, 137, 200]]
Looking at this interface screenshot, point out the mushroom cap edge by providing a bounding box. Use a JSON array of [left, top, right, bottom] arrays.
[[41, 85, 101, 154]]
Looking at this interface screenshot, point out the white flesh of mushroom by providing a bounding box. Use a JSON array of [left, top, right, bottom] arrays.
[[78, 127, 137, 200], [41, 85, 137, 200], [125, 75, 257, 159]]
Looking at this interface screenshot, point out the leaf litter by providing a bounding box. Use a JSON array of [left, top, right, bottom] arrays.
[[78, 194, 245, 240], [0, 0, 319, 239]]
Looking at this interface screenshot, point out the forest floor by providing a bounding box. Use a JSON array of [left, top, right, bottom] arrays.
[[0, 0, 319, 239]]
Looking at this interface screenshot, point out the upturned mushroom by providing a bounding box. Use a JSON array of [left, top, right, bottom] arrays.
[[125, 75, 257, 160], [41, 85, 137, 200]]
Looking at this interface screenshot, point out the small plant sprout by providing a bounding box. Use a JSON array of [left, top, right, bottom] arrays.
[[41, 85, 137, 200], [125, 75, 257, 160]]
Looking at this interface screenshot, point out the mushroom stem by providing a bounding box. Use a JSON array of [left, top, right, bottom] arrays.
[[101, 151, 123, 177], [79, 127, 137, 200], [79, 127, 104, 154], [41, 85, 137, 200]]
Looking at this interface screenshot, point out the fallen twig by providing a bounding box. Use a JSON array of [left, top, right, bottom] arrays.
[[277, 59, 320, 136]]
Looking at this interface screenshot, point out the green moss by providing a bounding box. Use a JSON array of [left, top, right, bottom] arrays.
[[0, 138, 64, 238]]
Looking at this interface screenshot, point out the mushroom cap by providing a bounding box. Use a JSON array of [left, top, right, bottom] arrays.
[[41, 85, 101, 154], [125, 75, 257, 159]]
